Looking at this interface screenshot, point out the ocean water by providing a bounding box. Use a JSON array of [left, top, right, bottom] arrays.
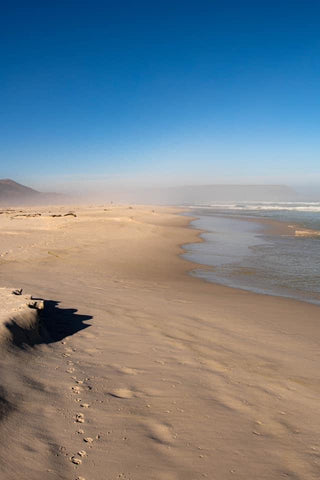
[[182, 202, 320, 305]]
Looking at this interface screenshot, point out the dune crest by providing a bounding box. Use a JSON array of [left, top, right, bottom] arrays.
[[0, 288, 45, 347]]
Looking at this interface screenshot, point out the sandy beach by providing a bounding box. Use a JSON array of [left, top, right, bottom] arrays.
[[0, 204, 320, 480]]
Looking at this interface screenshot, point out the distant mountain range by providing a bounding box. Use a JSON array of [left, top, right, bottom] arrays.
[[102, 184, 300, 204], [154, 184, 299, 204], [0, 179, 300, 205], [0, 178, 40, 198], [0, 179, 62, 205]]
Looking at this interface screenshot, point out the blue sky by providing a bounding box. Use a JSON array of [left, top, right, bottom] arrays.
[[1, 1, 319, 191]]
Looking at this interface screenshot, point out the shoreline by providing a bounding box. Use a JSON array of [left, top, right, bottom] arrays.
[[182, 206, 320, 237], [1, 202, 319, 311], [1, 202, 319, 310], [1, 204, 320, 479], [181, 209, 320, 307]]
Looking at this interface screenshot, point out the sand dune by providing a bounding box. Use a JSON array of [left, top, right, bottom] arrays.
[[0, 288, 45, 347], [0, 205, 319, 479]]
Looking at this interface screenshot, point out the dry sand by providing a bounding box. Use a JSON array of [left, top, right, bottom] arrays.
[[0, 204, 319, 480]]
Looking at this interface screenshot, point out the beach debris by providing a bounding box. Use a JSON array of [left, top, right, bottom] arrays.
[[28, 300, 44, 310], [48, 251, 60, 257], [12, 213, 41, 217], [109, 388, 134, 399], [12, 288, 23, 295]]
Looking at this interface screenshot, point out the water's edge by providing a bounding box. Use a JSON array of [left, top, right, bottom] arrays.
[[182, 209, 320, 306]]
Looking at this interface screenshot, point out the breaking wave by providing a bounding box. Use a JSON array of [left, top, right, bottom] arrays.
[[189, 202, 320, 213]]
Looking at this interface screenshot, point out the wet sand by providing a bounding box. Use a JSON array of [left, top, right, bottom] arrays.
[[0, 205, 320, 480]]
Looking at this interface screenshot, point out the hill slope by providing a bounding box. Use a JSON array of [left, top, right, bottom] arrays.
[[0, 179, 40, 200], [0, 179, 63, 205]]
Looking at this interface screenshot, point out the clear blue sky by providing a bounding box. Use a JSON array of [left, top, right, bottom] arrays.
[[1, 1, 319, 191]]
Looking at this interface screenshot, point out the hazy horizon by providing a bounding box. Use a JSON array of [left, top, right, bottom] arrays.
[[10, 176, 320, 203], [2, 177, 320, 205]]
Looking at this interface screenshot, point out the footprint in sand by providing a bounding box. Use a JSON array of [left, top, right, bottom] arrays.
[[72, 386, 81, 394], [80, 403, 90, 408], [71, 457, 82, 465], [120, 366, 137, 375], [109, 388, 134, 399], [75, 413, 85, 423], [83, 437, 93, 443], [111, 364, 138, 376], [145, 421, 174, 445]]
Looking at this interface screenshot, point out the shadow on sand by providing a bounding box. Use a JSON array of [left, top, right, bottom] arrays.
[[40, 300, 92, 343], [0, 386, 15, 423], [4, 300, 92, 348]]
